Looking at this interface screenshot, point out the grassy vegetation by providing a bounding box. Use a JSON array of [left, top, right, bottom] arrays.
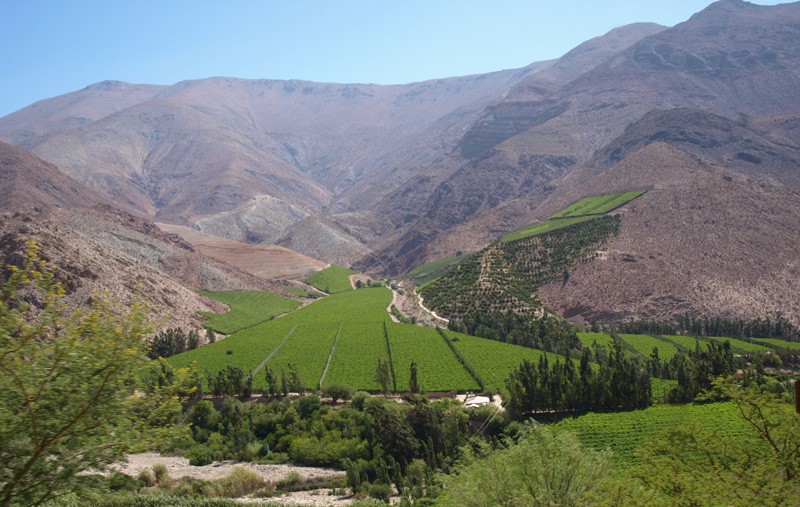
[[257, 318, 339, 391], [448, 330, 553, 394], [321, 322, 390, 391], [284, 286, 323, 298], [616, 333, 679, 360], [500, 215, 599, 243], [198, 290, 301, 334], [550, 190, 647, 219], [554, 401, 758, 471], [707, 336, 772, 353], [175, 286, 571, 393], [169, 316, 298, 382], [577, 332, 615, 348], [659, 334, 711, 352], [388, 324, 479, 392], [305, 264, 355, 294], [755, 338, 800, 350], [407, 253, 471, 287]]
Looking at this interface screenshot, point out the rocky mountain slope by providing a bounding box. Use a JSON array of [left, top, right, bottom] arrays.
[[368, 0, 800, 276], [0, 142, 302, 330], [2, 0, 799, 326]]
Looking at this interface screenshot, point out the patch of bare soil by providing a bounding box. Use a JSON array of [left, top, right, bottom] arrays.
[[391, 280, 448, 328], [157, 223, 327, 281], [117, 454, 351, 506]]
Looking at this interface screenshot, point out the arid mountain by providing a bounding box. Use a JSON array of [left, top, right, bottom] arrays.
[[539, 141, 800, 326], [0, 67, 552, 264], [367, 0, 800, 276], [0, 81, 165, 145], [0, 144, 305, 330], [2, 0, 799, 326], [0, 140, 109, 212]]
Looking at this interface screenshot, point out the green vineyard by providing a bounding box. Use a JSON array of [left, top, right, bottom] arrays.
[[198, 290, 301, 334], [171, 287, 570, 393], [549, 190, 647, 219], [305, 264, 356, 294]]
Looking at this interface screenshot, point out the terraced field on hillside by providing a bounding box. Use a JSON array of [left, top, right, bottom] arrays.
[[305, 264, 355, 294], [549, 190, 646, 219]]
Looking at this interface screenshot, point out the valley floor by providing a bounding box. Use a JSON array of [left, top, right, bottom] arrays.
[[117, 454, 350, 506]]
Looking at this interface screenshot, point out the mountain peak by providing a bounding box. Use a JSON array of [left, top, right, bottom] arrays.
[[82, 80, 134, 91]]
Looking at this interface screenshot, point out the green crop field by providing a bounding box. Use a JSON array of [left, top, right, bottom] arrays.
[[305, 265, 355, 294], [323, 321, 390, 391], [173, 285, 573, 394], [501, 215, 600, 243], [198, 290, 301, 334], [388, 323, 479, 392], [577, 332, 615, 349], [448, 331, 554, 394], [255, 318, 339, 391], [169, 316, 298, 381], [707, 336, 772, 353], [617, 333, 679, 360], [173, 288, 391, 389], [659, 334, 711, 352], [550, 190, 647, 219], [285, 286, 323, 298], [554, 402, 759, 470], [755, 338, 800, 350], [408, 254, 471, 287]]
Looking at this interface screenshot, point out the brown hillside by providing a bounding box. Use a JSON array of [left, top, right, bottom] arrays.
[[0, 141, 110, 213], [538, 142, 800, 325], [157, 222, 327, 280]]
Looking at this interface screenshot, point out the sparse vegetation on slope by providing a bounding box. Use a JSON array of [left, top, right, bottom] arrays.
[[423, 214, 619, 351], [407, 252, 472, 287]]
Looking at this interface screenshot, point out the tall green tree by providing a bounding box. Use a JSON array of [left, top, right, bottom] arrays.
[[438, 425, 613, 507], [409, 361, 420, 394], [0, 242, 150, 507]]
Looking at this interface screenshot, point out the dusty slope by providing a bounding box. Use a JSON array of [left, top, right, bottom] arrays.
[[0, 140, 110, 212], [367, 1, 800, 275], [0, 210, 225, 330], [157, 222, 327, 280], [538, 142, 800, 325]]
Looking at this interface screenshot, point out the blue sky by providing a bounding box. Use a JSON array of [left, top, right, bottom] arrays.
[[0, 0, 784, 117]]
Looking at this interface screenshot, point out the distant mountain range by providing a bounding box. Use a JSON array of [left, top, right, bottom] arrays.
[[1, 0, 799, 326]]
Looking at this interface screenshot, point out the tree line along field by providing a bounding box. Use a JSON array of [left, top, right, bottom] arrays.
[[578, 332, 795, 360], [170, 286, 569, 393]]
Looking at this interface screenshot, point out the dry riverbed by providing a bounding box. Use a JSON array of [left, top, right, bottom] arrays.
[[117, 453, 352, 506]]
